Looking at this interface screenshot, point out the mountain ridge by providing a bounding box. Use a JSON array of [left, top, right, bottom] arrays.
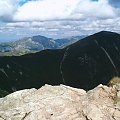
[[0, 31, 120, 95], [0, 35, 86, 56]]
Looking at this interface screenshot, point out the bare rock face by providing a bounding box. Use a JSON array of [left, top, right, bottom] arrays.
[[0, 84, 120, 120]]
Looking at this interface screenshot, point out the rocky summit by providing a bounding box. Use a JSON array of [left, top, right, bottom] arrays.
[[0, 81, 120, 120]]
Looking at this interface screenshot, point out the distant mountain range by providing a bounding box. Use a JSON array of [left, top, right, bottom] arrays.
[[0, 31, 120, 97], [0, 35, 86, 56]]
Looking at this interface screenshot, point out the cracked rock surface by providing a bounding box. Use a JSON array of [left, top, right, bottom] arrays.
[[0, 84, 120, 120]]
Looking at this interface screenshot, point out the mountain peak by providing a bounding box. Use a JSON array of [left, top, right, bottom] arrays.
[[32, 35, 51, 39], [94, 31, 119, 36]]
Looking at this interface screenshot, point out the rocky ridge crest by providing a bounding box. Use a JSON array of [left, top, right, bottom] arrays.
[[0, 82, 120, 120]]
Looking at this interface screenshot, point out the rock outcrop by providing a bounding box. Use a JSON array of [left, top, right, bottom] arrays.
[[0, 83, 120, 120]]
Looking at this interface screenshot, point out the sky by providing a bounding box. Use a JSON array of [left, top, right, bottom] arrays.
[[0, 0, 120, 42]]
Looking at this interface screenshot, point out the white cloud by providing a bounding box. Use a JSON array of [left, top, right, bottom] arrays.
[[12, 0, 116, 21], [0, 0, 18, 21], [14, 0, 79, 21], [6, 22, 30, 28], [72, 0, 116, 19], [0, 0, 117, 22], [4, 17, 120, 38], [0, 0, 120, 40]]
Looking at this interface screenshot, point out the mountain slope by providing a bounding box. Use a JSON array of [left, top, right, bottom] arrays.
[[0, 31, 120, 94], [62, 31, 120, 89], [0, 35, 85, 56], [0, 49, 65, 92]]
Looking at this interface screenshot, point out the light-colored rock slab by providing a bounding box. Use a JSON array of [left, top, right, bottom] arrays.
[[0, 84, 120, 120]]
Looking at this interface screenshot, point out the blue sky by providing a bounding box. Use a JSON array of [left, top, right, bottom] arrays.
[[0, 0, 120, 42], [19, 0, 32, 6]]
